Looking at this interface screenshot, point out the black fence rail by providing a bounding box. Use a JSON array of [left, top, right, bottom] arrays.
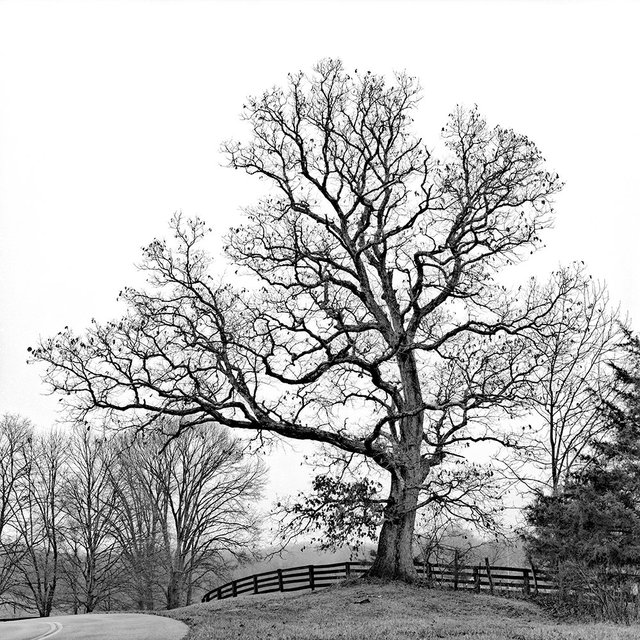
[[416, 560, 556, 595], [0, 616, 39, 622], [202, 559, 556, 602]]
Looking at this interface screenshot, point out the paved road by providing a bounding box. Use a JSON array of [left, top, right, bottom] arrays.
[[0, 613, 189, 640]]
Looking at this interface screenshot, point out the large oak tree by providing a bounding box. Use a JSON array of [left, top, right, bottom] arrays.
[[33, 59, 581, 581]]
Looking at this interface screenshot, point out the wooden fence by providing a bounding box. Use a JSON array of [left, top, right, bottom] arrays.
[[201, 559, 557, 602], [416, 559, 556, 595]]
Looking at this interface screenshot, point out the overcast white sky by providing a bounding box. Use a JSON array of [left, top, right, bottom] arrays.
[[1, 0, 639, 499]]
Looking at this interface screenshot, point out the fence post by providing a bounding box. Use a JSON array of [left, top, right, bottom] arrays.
[[454, 550, 459, 591], [425, 562, 432, 585], [530, 562, 539, 596], [345, 562, 351, 579], [277, 568, 284, 592], [523, 568, 530, 596], [309, 565, 315, 591], [217, 586, 222, 600], [232, 580, 237, 598], [473, 565, 480, 592], [253, 574, 259, 595], [485, 558, 494, 595]]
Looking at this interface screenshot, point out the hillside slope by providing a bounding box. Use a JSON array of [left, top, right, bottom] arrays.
[[164, 581, 639, 640]]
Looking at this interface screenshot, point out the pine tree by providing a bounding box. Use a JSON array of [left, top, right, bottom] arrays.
[[525, 329, 640, 619]]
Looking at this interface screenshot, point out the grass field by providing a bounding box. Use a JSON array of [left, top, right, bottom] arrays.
[[164, 581, 640, 639]]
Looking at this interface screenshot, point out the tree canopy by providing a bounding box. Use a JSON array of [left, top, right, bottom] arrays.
[[33, 59, 583, 581]]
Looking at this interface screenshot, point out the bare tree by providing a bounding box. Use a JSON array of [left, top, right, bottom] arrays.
[[11, 431, 67, 616], [106, 423, 263, 609], [0, 414, 32, 606], [58, 427, 120, 613], [32, 59, 580, 581], [504, 268, 622, 493], [105, 440, 165, 611], [147, 423, 264, 608]]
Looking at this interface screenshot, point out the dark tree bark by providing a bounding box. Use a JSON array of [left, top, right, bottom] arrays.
[[370, 471, 421, 580]]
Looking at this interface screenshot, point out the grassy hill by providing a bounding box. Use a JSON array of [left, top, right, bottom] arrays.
[[164, 581, 639, 640]]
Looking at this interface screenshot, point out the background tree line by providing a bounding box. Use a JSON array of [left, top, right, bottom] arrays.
[[0, 416, 264, 616]]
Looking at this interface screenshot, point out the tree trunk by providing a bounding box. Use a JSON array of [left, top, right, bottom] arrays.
[[166, 550, 184, 609], [368, 472, 420, 582], [144, 585, 155, 611], [166, 570, 183, 609], [85, 551, 96, 613], [85, 596, 96, 614], [185, 570, 193, 606], [368, 352, 424, 582], [141, 577, 155, 610]]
